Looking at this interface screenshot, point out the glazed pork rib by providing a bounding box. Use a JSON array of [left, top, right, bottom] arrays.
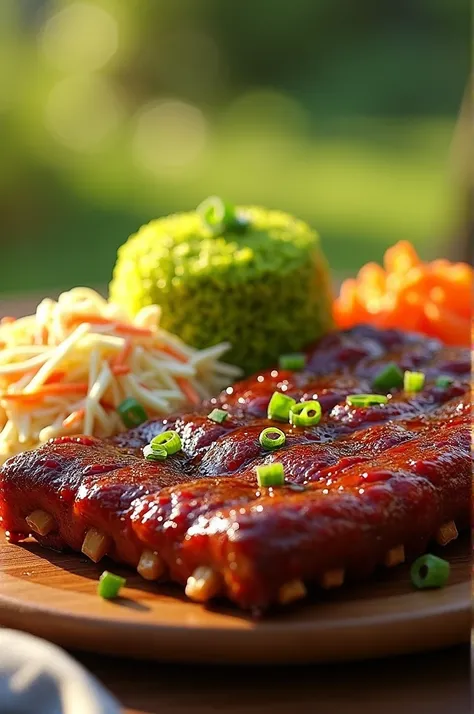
[[0, 326, 470, 611]]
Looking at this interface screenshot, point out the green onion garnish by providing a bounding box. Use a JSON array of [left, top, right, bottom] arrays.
[[256, 462, 285, 487], [404, 370, 425, 394], [143, 444, 167, 461], [208, 408, 228, 424], [410, 554, 450, 590], [197, 196, 249, 235], [278, 353, 306, 371], [259, 427, 286, 450], [346, 394, 389, 408], [372, 362, 404, 391], [98, 571, 126, 599], [150, 430, 182, 455], [289, 400, 322, 427], [267, 392, 296, 421], [117, 398, 148, 428], [435, 375, 454, 388]]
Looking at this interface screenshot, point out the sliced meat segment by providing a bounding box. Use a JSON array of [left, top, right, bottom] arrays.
[[0, 326, 470, 612], [171, 415, 469, 609]]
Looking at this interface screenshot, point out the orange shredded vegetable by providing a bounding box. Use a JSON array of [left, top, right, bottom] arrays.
[[110, 338, 133, 368], [66, 314, 153, 337], [0, 288, 237, 463], [44, 370, 67, 385], [2, 368, 65, 387], [176, 377, 200, 405], [158, 344, 189, 364], [62, 409, 85, 428], [334, 241, 472, 346], [2, 383, 90, 403], [34, 325, 49, 345], [111, 364, 131, 377]]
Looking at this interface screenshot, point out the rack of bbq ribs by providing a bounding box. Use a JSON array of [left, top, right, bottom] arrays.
[[0, 325, 470, 614]]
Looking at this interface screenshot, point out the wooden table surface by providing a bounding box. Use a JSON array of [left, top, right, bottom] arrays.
[[1, 292, 471, 714], [75, 645, 470, 714]]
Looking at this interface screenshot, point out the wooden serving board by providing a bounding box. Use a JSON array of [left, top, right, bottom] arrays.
[[0, 534, 470, 663]]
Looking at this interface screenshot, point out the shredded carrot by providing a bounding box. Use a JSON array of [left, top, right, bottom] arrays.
[[34, 325, 49, 345], [62, 409, 85, 428], [1, 317, 16, 325], [157, 343, 189, 363], [35, 382, 89, 395], [1, 368, 66, 388], [114, 324, 154, 338], [2, 369, 35, 386], [66, 314, 153, 337], [334, 241, 472, 346], [3, 369, 65, 389], [111, 364, 131, 377], [110, 338, 133, 368], [2, 383, 89, 403], [44, 370, 66, 385], [176, 377, 200, 405]]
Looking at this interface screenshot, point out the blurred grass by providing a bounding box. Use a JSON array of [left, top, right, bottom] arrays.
[[0, 0, 467, 298], [0, 116, 456, 296]]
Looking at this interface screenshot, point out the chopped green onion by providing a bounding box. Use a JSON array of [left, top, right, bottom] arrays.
[[117, 398, 148, 428], [346, 394, 389, 408], [289, 400, 322, 427], [150, 430, 182, 455], [208, 408, 228, 424], [256, 462, 285, 487], [372, 362, 404, 391], [410, 554, 450, 589], [98, 571, 126, 599], [267, 392, 296, 421], [278, 353, 306, 371], [198, 195, 226, 227], [197, 196, 249, 235], [436, 375, 454, 388], [143, 444, 167, 461], [259, 427, 286, 450], [404, 370, 425, 393]]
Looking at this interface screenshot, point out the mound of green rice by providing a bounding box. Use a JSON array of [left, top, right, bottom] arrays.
[[110, 198, 333, 375]]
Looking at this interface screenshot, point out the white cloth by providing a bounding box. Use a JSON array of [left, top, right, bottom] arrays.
[[0, 629, 121, 714]]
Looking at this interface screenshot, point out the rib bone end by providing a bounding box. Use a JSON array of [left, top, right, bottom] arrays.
[[185, 566, 222, 603], [436, 521, 458, 546], [26, 510, 56, 537], [137, 549, 165, 581], [81, 528, 110, 563], [278, 579, 307, 605], [321, 568, 345, 589], [384, 544, 405, 568]]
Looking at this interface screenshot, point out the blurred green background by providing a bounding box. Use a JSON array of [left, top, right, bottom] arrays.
[[0, 0, 470, 297]]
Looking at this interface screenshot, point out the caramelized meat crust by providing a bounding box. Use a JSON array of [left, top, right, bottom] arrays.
[[0, 326, 470, 611]]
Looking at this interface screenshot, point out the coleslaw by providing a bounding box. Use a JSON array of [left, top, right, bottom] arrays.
[[0, 288, 240, 463]]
